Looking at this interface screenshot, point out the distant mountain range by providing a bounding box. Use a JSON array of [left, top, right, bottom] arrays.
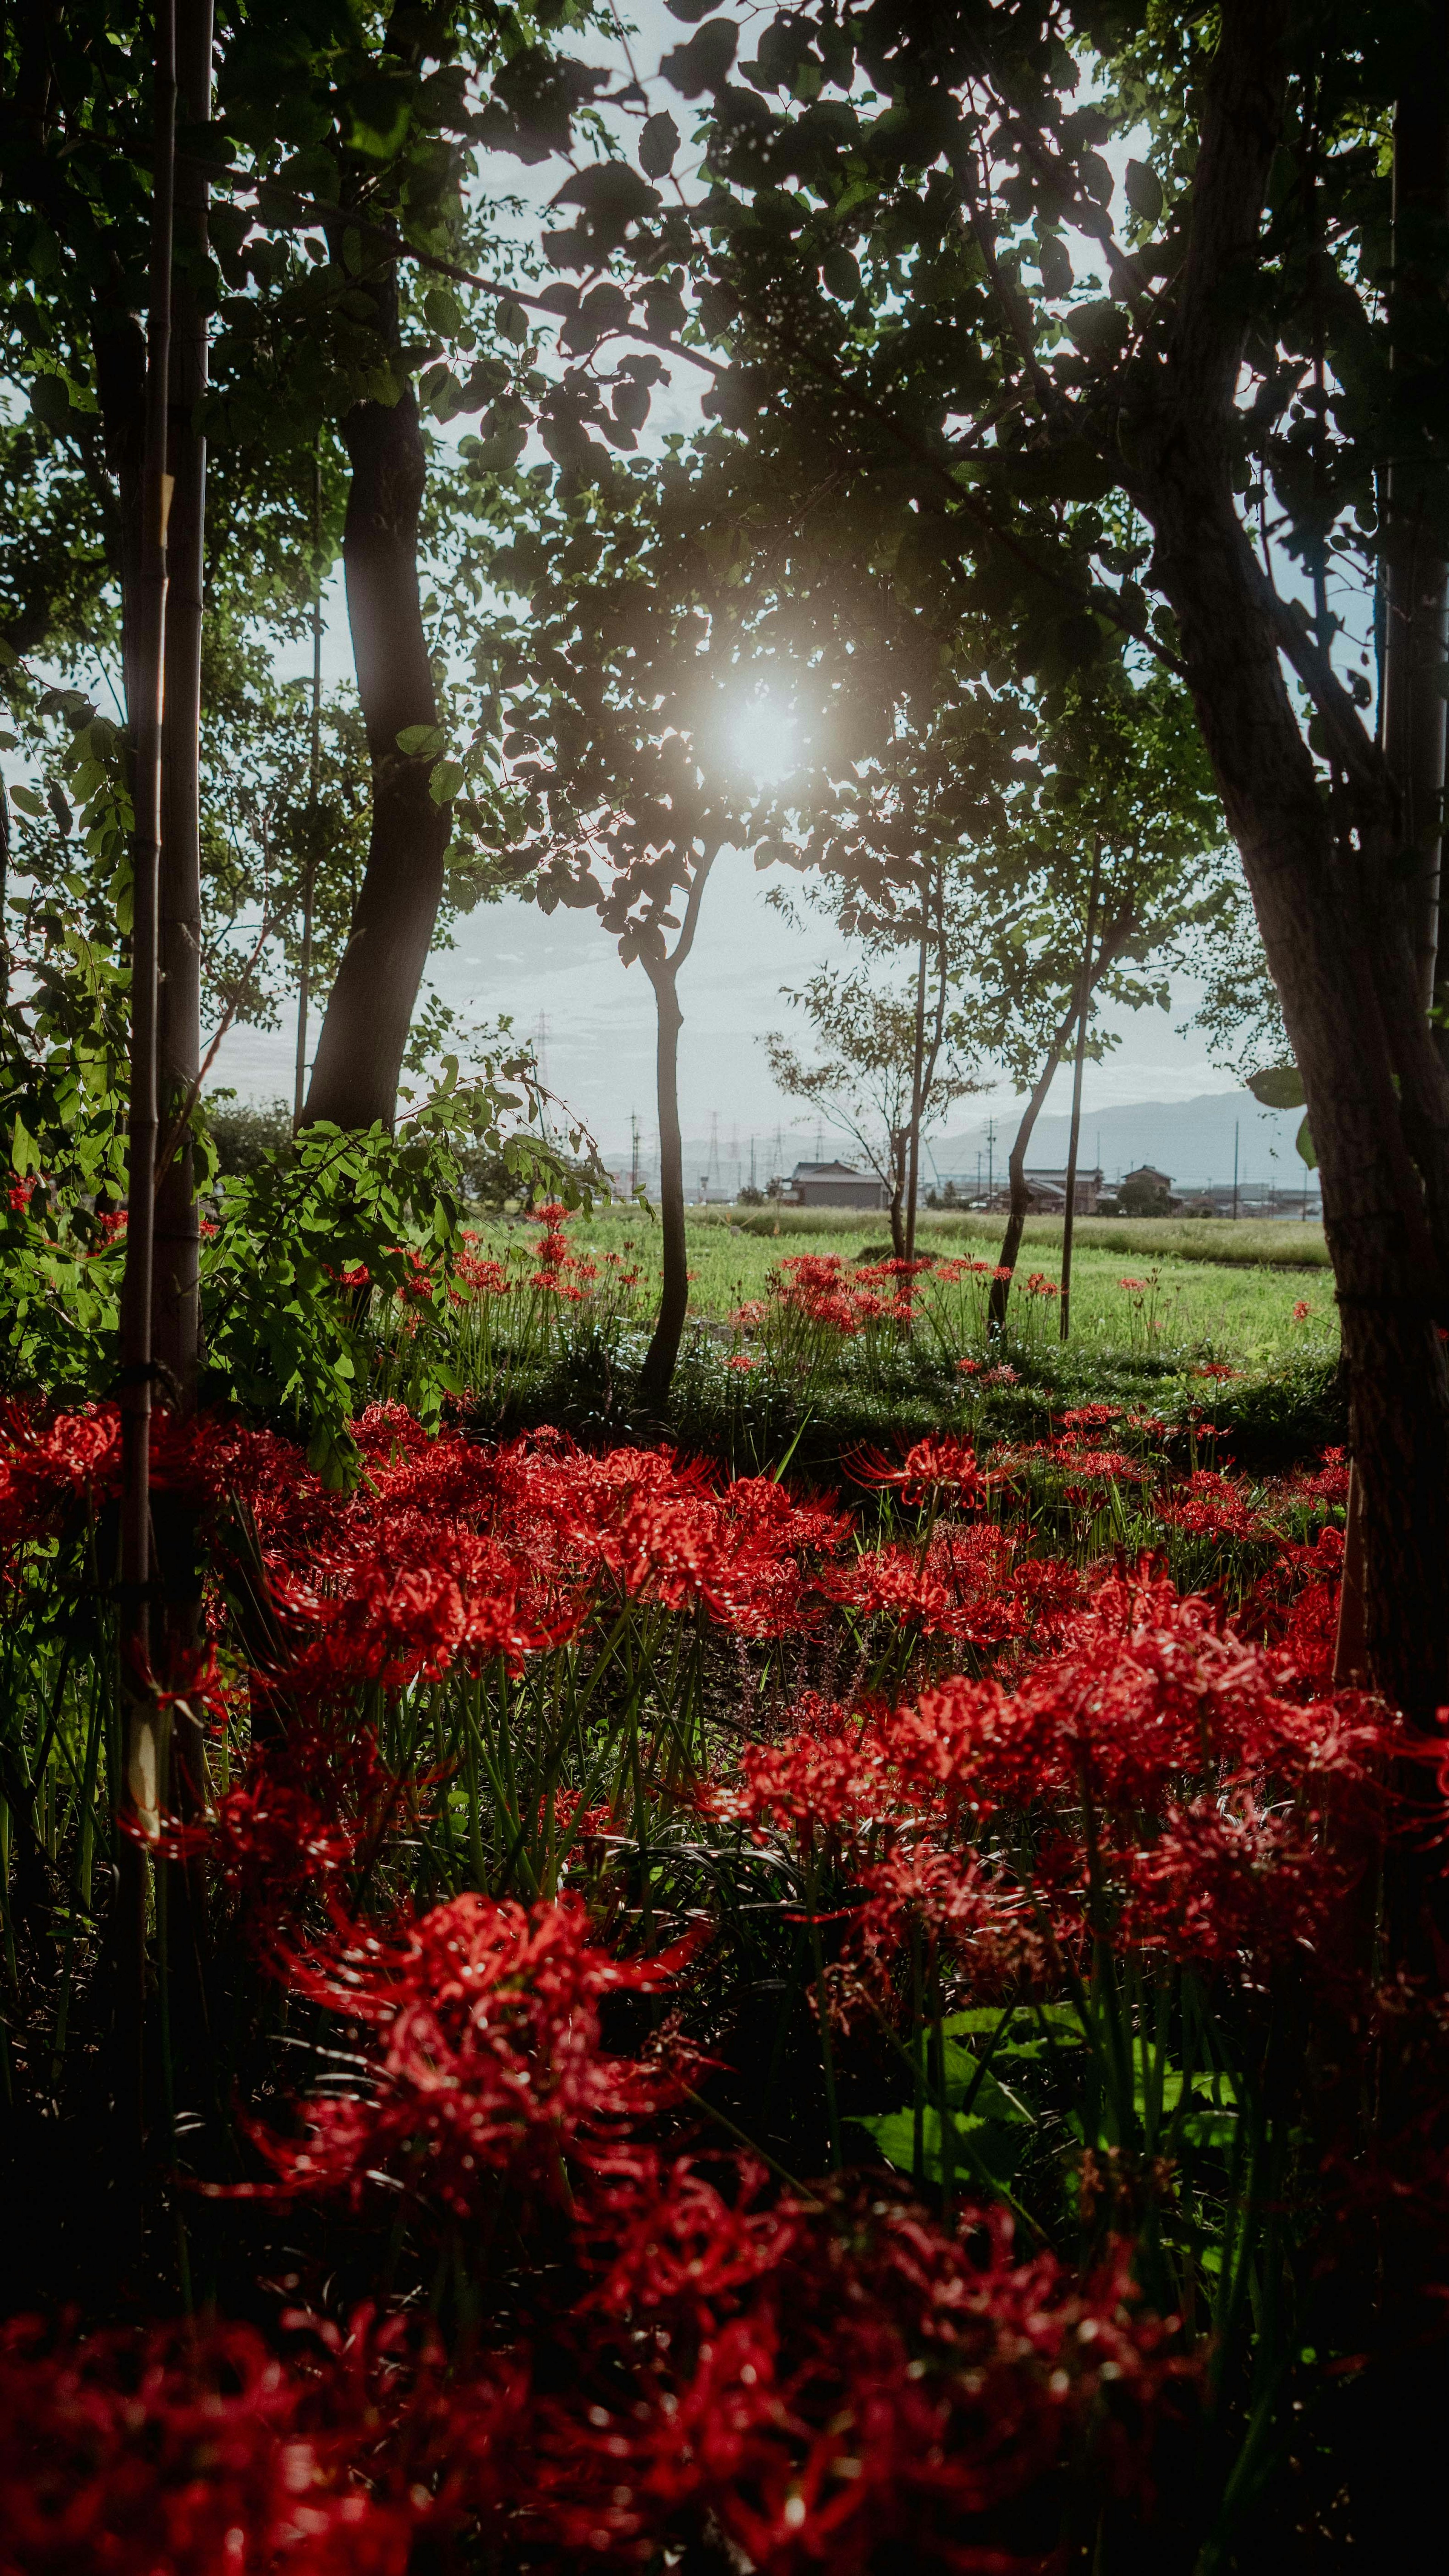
[[930, 1091, 1311, 1192]]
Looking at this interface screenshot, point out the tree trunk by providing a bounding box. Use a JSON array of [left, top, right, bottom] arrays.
[[988, 907, 1132, 1335], [888, 1129, 907, 1258], [114, 0, 176, 2146], [637, 850, 717, 1408], [1382, 41, 1449, 1025], [301, 279, 448, 1132], [904, 901, 929, 1263], [1132, 0, 1449, 1727], [987, 1009, 1075, 1338], [154, 0, 211, 1425], [1334, 43, 1449, 1680], [638, 958, 688, 1410], [154, 0, 213, 2037]]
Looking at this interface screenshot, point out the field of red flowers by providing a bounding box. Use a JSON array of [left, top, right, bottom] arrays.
[[0, 1380, 1443, 2571]]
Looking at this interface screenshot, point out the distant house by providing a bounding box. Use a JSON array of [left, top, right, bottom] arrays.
[[1115, 1163, 1176, 1215], [1021, 1166, 1103, 1216], [788, 1159, 891, 1212]]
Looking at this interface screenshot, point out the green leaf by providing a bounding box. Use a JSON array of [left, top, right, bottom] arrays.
[[857, 2107, 1028, 2187], [1295, 1113, 1317, 1169], [429, 759, 466, 804], [639, 111, 681, 179], [9, 784, 44, 818], [397, 724, 445, 758], [1246, 1063, 1305, 1110], [1123, 158, 1164, 224]]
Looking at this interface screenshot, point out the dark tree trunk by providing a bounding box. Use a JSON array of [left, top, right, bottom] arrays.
[[1382, 44, 1449, 1025], [154, 0, 211, 1425], [1131, 0, 1449, 1727], [637, 850, 717, 1409], [301, 280, 448, 1132], [114, 0, 176, 2151], [154, 0, 213, 2036]]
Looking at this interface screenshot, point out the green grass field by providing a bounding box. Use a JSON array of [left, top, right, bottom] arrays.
[[477, 1204, 1337, 1372], [725, 1204, 1330, 1270]]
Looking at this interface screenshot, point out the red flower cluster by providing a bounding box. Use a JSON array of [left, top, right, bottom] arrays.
[[0, 2308, 462, 2576], [0, 2176, 1188, 2576], [243, 1891, 700, 2221], [703, 1572, 1396, 1991]]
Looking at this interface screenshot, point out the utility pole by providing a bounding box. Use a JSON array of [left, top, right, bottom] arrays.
[[986, 1118, 995, 1208], [630, 1110, 640, 1196], [1232, 1120, 1240, 1221]]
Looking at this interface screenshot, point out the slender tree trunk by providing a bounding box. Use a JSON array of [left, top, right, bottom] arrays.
[[153, 0, 213, 2039], [153, 0, 211, 1425], [294, 452, 323, 1125], [988, 909, 1133, 1334], [301, 278, 448, 1132], [114, 0, 176, 2141], [637, 850, 716, 1407], [904, 896, 929, 1264], [639, 959, 688, 1409], [1059, 842, 1101, 1343], [987, 1012, 1075, 1338], [1133, 0, 1449, 1728], [888, 1130, 907, 1258]]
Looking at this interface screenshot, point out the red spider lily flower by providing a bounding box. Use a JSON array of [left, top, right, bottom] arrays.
[[1155, 1469, 1271, 1545], [1050, 1447, 1148, 1485], [1113, 1791, 1362, 1977], [981, 1363, 1018, 1386], [731, 1299, 768, 1326], [1118, 1276, 1147, 1293], [453, 1251, 511, 1296], [1281, 1447, 1351, 1510], [957, 1357, 981, 1375], [1292, 1298, 1312, 1322], [851, 1841, 1056, 1991], [579, 2153, 801, 2320], [849, 1437, 984, 1508], [1058, 1405, 1123, 1431], [822, 1528, 1023, 1648], [1195, 1360, 1237, 1381], [1025, 1270, 1060, 1299], [242, 1892, 701, 2221], [726, 1353, 757, 1372], [699, 1700, 891, 1845]]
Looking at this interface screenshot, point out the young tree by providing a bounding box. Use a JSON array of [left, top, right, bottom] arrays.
[[766, 965, 976, 1254]]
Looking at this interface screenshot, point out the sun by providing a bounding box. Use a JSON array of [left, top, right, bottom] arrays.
[[723, 687, 800, 787]]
